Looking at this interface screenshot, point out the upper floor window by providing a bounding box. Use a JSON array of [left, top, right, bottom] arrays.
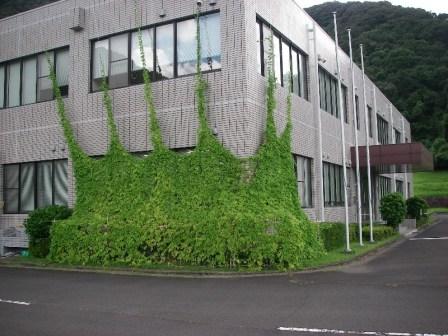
[[295, 156, 313, 208], [377, 115, 389, 145], [318, 66, 348, 122], [91, 11, 221, 91], [256, 17, 309, 100], [394, 128, 401, 144], [0, 47, 69, 109], [3, 160, 68, 214], [367, 105, 373, 138], [355, 95, 360, 130]]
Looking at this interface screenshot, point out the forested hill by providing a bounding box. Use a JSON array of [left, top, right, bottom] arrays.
[[306, 1, 448, 150]]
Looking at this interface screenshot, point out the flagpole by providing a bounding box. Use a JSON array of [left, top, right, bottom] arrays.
[[402, 116, 408, 199], [311, 22, 326, 222], [348, 29, 363, 246], [332, 12, 351, 252], [389, 104, 397, 192], [360, 44, 374, 243]]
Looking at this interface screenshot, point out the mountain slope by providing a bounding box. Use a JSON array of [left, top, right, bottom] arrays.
[[306, 1, 448, 148]]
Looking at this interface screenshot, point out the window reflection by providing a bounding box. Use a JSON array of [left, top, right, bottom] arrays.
[[131, 28, 154, 84], [156, 24, 174, 80], [199, 13, 221, 72], [177, 18, 196, 76]]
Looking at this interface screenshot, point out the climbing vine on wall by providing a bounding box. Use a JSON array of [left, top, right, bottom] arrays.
[[48, 10, 323, 270]]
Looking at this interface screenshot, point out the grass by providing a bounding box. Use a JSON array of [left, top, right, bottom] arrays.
[[428, 207, 448, 214], [414, 171, 448, 199], [0, 234, 401, 274]]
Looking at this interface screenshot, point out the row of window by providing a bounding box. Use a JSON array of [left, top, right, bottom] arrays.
[[3, 160, 68, 214], [318, 66, 348, 122], [92, 12, 221, 91], [256, 19, 309, 100], [0, 48, 69, 109]]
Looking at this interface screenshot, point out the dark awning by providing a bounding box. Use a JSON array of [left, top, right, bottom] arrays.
[[351, 143, 433, 172]]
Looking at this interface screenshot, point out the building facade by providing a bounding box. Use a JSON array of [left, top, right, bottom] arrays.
[[0, 0, 413, 255]]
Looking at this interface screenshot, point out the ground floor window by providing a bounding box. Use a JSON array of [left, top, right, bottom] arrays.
[[295, 155, 312, 208], [3, 159, 68, 214], [396, 180, 403, 195], [378, 175, 391, 201], [323, 162, 344, 207]]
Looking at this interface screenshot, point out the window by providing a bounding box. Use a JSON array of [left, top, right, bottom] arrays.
[[273, 35, 281, 85], [0, 65, 4, 108], [199, 12, 221, 72], [155, 24, 174, 80], [3, 160, 68, 214], [92, 39, 109, 91], [394, 128, 401, 144], [378, 176, 391, 201], [92, 12, 221, 91], [256, 17, 309, 100], [367, 105, 373, 137], [177, 19, 196, 76], [22, 57, 37, 105], [323, 162, 345, 207], [37, 52, 54, 102], [295, 156, 312, 208], [131, 29, 154, 84], [110, 34, 129, 88], [318, 66, 348, 121], [355, 95, 360, 130], [396, 180, 403, 195], [377, 115, 389, 145], [0, 47, 68, 108], [256, 21, 262, 75], [56, 48, 69, 96], [7, 61, 21, 107]]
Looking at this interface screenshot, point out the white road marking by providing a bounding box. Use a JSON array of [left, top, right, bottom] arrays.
[[409, 237, 448, 241], [277, 327, 448, 336], [0, 298, 31, 306]]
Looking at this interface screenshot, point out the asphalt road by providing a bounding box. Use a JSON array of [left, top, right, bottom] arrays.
[[0, 214, 447, 336]]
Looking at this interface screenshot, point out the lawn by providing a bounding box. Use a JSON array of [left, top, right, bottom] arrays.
[[413, 171, 448, 199]]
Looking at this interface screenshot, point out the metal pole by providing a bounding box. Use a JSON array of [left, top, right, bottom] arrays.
[[360, 44, 374, 243], [333, 12, 351, 252], [402, 116, 409, 199], [348, 29, 363, 246], [389, 104, 396, 192], [311, 22, 326, 222]]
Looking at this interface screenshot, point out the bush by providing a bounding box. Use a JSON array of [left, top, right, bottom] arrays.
[[406, 196, 428, 220], [362, 225, 395, 241], [318, 222, 358, 251], [25, 205, 72, 258], [380, 193, 406, 229]]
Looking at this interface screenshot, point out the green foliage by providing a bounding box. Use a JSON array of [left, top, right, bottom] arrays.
[[318, 222, 395, 251], [47, 10, 323, 270], [306, 2, 448, 148], [24, 205, 73, 258], [361, 225, 395, 241], [380, 193, 406, 228], [406, 196, 428, 219]]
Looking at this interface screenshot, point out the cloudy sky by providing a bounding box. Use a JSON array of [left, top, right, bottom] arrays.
[[297, 0, 448, 14]]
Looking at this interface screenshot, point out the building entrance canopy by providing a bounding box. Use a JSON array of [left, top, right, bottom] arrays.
[[351, 143, 433, 172]]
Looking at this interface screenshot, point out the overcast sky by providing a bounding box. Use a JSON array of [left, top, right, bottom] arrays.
[[298, 0, 448, 14]]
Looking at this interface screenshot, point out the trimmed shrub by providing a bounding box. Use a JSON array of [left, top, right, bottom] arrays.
[[362, 225, 395, 241], [25, 205, 72, 258], [380, 193, 406, 229], [318, 223, 358, 251], [406, 196, 428, 220]]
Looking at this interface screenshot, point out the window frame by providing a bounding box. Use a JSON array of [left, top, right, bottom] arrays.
[[3, 159, 68, 214], [256, 15, 310, 100], [294, 155, 313, 208], [0, 46, 69, 109], [323, 162, 345, 207], [90, 10, 221, 93]]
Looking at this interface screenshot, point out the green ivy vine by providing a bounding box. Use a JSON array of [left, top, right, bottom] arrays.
[[47, 10, 324, 269]]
